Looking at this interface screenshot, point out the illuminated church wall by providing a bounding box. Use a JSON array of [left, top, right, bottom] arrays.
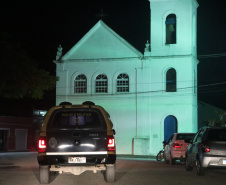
[[55, 0, 198, 155]]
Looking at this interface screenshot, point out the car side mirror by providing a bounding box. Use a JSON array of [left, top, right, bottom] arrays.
[[184, 139, 192, 144], [112, 129, 116, 135]]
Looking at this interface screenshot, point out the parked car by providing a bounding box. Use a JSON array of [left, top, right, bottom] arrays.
[[37, 101, 116, 184], [164, 133, 195, 165], [185, 126, 226, 175]]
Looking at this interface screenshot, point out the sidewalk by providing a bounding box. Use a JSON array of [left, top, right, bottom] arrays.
[[1, 151, 157, 161], [117, 154, 156, 161]]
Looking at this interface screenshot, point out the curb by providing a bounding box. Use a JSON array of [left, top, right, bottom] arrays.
[[117, 154, 156, 161]]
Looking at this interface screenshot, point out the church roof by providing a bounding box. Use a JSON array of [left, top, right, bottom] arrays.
[[61, 20, 143, 60]]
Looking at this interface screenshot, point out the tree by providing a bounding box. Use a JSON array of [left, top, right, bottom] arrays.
[[205, 111, 226, 127], [0, 33, 58, 99]]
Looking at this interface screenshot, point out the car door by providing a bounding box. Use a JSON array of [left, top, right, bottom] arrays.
[[188, 129, 204, 165], [186, 132, 198, 163]]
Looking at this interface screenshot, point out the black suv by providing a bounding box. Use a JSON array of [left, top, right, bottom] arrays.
[[185, 126, 226, 175], [37, 102, 116, 184]]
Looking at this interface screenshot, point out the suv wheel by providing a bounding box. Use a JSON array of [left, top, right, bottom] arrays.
[[104, 164, 116, 183], [196, 158, 206, 176], [39, 165, 50, 184], [169, 153, 175, 165], [185, 157, 193, 171]]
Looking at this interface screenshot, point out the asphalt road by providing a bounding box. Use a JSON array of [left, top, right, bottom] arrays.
[[0, 152, 226, 185]]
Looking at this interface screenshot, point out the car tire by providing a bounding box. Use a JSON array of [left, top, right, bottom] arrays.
[[169, 153, 175, 165], [185, 157, 193, 171], [104, 164, 116, 183], [39, 165, 50, 184], [196, 158, 206, 176]]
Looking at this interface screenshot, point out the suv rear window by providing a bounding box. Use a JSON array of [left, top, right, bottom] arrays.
[[48, 109, 105, 128], [176, 134, 195, 140], [207, 129, 226, 141]]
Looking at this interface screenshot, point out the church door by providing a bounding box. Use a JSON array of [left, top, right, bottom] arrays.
[[164, 115, 177, 142]]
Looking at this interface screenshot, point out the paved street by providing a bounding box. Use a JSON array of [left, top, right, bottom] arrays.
[[0, 152, 226, 185]]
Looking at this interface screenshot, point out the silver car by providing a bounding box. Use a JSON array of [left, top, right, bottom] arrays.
[[185, 127, 226, 175]]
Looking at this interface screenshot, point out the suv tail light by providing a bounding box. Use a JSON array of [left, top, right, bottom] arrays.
[[173, 142, 181, 148], [107, 136, 115, 151], [38, 137, 46, 153], [202, 141, 210, 152]]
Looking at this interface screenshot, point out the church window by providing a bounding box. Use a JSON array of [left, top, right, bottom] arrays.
[[117, 73, 129, 93], [166, 14, 176, 44], [166, 68, 176, 92], [95, 74, 108, 93], [74, 74, 87, 93]]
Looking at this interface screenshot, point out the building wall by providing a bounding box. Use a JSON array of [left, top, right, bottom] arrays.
[[0, 116, 34, 151], [56, 59, 142, 154], [56, 56, 197, 155]]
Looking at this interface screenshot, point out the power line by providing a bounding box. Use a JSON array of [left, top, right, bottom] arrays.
[[198, 82, 226, 87], [198, 53, 226, 59], [57, 80, 226, 90], [56, 81, 226, 97]]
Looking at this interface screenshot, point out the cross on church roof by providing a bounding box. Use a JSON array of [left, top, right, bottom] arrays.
[[96, 9, 108, 20]]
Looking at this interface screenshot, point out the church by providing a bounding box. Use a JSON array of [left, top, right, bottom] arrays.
[[54, 0, 199, 155]]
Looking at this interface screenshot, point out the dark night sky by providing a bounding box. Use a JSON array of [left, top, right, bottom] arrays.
[[1, 0, 226, 113]]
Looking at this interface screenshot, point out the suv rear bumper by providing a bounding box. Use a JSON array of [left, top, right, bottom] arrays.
[[37, 154, 116, 166]]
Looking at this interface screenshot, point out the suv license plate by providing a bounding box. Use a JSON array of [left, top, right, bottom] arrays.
[[223, 160, 226, 164], [68, 157, 86, 163]]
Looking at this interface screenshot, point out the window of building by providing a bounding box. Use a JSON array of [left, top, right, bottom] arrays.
[[166, 14, 176, 44], [166, 68, 176, 92], [74, 74, 87, 93], [117, 73, 129, 93], [95, 74, 108, 93]]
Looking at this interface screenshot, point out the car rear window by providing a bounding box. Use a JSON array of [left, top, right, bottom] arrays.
[[207, 129, 226, 141], [176, 134, 195, 140], [48, 109, 105, 128]]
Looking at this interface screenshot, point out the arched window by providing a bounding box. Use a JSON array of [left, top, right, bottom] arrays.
[[166, 14, 176, 44], [117, 73, 129, 93], [166, 68, 176, 92], [95, 74, 108, 93], [74, 74, 87, 93]]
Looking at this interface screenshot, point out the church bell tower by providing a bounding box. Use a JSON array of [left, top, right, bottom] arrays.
[[149, 0, 199, 57], [147, 0, 199, 154]]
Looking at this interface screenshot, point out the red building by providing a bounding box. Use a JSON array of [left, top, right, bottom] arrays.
[[0, 116, 35, 152]]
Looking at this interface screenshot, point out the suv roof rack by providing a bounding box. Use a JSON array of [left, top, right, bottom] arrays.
[[82, 101, 95, 106], [59, 102, 72, 106]]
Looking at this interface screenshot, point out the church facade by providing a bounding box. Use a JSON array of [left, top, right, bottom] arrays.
[[54, 0, 199, 155]]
